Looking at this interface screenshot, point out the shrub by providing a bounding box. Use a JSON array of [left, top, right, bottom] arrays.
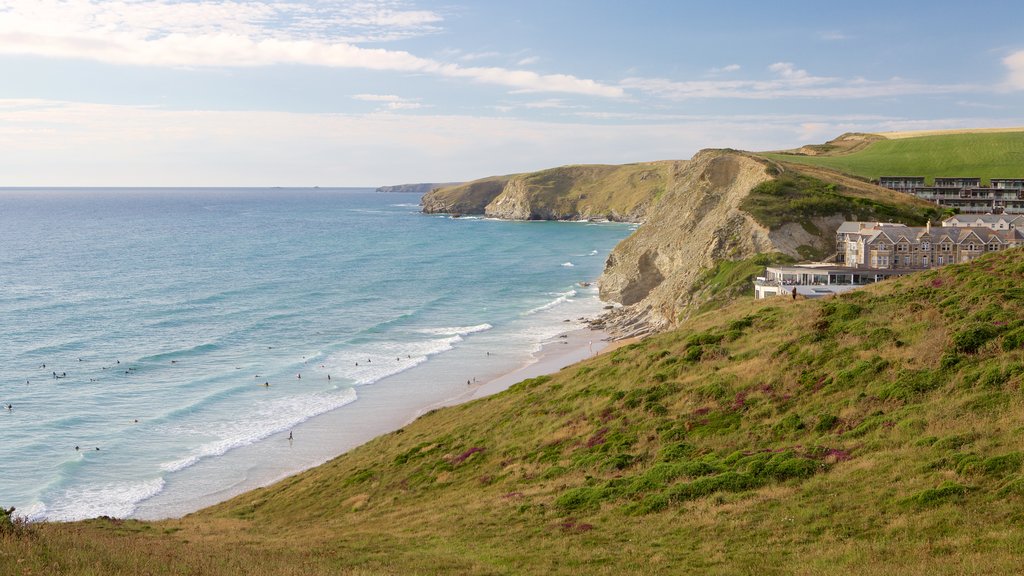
[[555, 487, 606, 512], [668, 472, 761, 502], [980, 452, 1024, 476], [953, 324, 1001, 354], [909, 481, 969, 507], [815, 414, 840, 433]]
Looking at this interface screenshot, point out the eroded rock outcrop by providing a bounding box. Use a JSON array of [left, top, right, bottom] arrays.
[[596, 150, 778, 336], [422, 162, 677, 222]]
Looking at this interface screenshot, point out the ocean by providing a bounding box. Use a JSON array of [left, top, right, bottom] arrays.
[[0, 188, 633, 521]]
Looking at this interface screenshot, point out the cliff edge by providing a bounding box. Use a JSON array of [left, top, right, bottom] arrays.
[[595, 149, 936, 337], [421, 161, 678, 222]]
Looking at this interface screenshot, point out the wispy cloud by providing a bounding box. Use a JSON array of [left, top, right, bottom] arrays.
[[818, 30, 850, 41], [351, 93, 426, 110], [1004, 50, 1024, 89], [709, 64, 741, 74], [4, 98, 1019, 186], [0, 0, 623, 98], [623, 62, 974, 100]]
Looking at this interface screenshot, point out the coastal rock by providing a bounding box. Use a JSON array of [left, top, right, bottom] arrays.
[[598, 150, 777, 335], [421, 177, 510, 215], [421, 162, 678, 223], [377, 182, 462, 195]]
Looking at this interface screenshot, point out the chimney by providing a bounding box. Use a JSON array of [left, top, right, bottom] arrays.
[[926, 220, 931, 233]]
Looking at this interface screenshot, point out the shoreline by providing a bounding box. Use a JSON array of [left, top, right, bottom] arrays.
[[133, 323, 629, 520]]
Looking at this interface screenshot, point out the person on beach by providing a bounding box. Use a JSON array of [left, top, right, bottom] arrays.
[[327, 374, 331, 381], [5, 404, 11, 411]]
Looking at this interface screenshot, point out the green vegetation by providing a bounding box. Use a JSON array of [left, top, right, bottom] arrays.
[[423, 161, 677, 220], [8, 247, 1024, 574], [688, 252, 795, 315], [508, 162, 673, 219], [762, 132, 1024, 183], [740, 171, 938, 230]]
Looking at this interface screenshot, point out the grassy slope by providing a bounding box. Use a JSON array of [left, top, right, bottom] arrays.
[[423, 162, 672, 219], [761, 132, 1024, 184], [421, 175, 512, 213], [507, 162, 672, 218], [8, 249, 1024, 575]]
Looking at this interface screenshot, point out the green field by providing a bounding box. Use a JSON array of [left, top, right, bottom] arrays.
[[762, 132, 1024, 184], [7, 247, 1024, 575]]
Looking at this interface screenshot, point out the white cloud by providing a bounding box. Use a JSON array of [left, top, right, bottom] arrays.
[[623, 62, 974, 100], [522, 99, 577, 109], [351, 93, 425, 110], [517, 56, 540, 66], [8, 98, 1015, 187], [459, 51, 501, 61], [0, 98, 814, 186], [818, 31, 850, 41], [710, 64, 741, 74], [1004, 50, 1024, 90], [0, 0, 622, 98]]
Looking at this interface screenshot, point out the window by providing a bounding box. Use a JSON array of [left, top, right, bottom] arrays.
[[897, 243, 908, 252], [904, 255, 911, 266], [988, 243, 1000, 251], [938, 256, 944, 265], [921, 242, 931, 250], [941, 243, 951, 252]]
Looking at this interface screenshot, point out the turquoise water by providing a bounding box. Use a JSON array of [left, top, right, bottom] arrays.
[[0, 188, 632, 521]]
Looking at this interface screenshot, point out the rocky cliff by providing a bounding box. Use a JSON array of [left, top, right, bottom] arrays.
[[596, 150, 775, 335], [376, 182, 461, 194], [595, 149, 935, 337], [422, 148, 935, 338], [421, 162, 677, 222]]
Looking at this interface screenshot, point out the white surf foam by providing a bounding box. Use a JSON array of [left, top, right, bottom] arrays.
[[323, 331, 480, 386], [524, 289, 577, 315], [40, 477, 166, 521], [415, 323, 493, 336], [561, 262, 575, 267], [159, 387, 358, 473]]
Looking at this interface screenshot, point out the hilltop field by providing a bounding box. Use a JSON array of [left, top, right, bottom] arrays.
[[763, 129, 1024, 184]]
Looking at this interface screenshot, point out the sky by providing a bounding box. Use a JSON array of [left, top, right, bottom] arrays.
[[2, 0, 1023, 186]]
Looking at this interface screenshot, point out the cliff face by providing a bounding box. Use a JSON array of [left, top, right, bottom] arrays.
[[420, 176, 510, 215], [376, 182, 461, 194], [422, 162, 677, 222], [597, 150, 776, 335], [423, 148, 935, 338], [596, 149, 935, 337]]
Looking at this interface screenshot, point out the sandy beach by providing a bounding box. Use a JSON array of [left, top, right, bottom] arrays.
[[133, 325, 625, 519]]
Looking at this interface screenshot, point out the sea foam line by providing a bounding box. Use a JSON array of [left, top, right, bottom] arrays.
[[524, 289, 577, 315], [31, 477, 166, 522], [160, 387, 358, 473]]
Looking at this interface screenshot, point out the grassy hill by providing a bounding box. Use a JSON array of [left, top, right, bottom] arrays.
[[422, 161, 677, 221], [762, 131, 1024, 184], [7, 247, 1024, 574]]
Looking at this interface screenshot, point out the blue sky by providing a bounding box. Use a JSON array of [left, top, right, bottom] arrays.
[[2, 0, 1023, 186]]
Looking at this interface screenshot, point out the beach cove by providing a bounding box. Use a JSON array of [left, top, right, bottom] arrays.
[[0, 188, 634, 521]]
